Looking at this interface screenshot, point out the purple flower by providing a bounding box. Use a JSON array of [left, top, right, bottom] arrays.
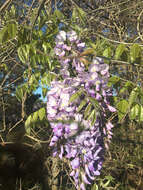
[[70, 170, 75, 176], [100, 64, 109, 75], [89, 72, 98, 81], [89, 63, 100, 73], [82, 173, 91, 184], [59, 145, 64, 159], [54, 47, 65, 57], [77, 42, 86, 48], [106, 122, 114, 130], [47, 107, 57, 118], [68, 148, 78, 158], [71, 158, 80, 169], [53, 123, 63, 137], [62, 44, 71, 51], [47, 31, 116, 189], [107, 105, 116, 112], [80, 183, 86, 190], [96, 93, 102, 101], [50, 136, 59, 146], [53, 148, 58, 157], [56, 30, 66, 41], [60, 69, 70, 77], [67, 30, 78, 42], [95, 80, 101, 91], [85, 164, 95, 180]]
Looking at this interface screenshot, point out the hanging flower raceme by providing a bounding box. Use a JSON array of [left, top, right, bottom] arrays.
[[54, 30, 86, 77], [47, 30, 116, 190], [47, 78, 105, 190]]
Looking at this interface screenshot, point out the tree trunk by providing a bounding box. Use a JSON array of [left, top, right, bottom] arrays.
[[51, 157, 59, 190]]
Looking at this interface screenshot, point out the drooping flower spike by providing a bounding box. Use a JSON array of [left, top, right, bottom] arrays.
[[47, 30, 116, 189]]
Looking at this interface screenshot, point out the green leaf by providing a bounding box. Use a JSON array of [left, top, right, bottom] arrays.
[[91, 184, 98, 190], [105, 175, 114, 181], [18, 44, 30, 63], [87, 110, 95, 122], [42, 88, 48, 98], [115, 44, 126, 59], [88, 97, 100, 109], [116, 99, 129, 121], [77, 7, 86, 20], [25, 115, 32, 135], [84, 103, 92, 119], [10, 5, 16, 17], [103, 47, 112, 58], [89, 42, 97, 50], [130, 104, 140, 120], [128, 87, 139, 107], [72, 6, 86, 24], [102, 180, 110, 188], [54, 10, 64, 19], [72, 8, 77, 21], [69, 89, 83, 103], [141, 94, 143, 105], [139, 105, 143, 122], [33, 111, 38, 122], [42, 42, 48, 53], [91, 110, 97, 126], [108, 76, 120, 86], [0, 23, 17, 43], [15, 87, 23, 101], [77, 99, 87, 112], [38, 108, 45, 121], [130, 44, 141, 63], [119, 81, 133, 94], [80, 48, 95, 56], [30, 44, 37, 55], [130, 104, 143, 122], [29, 75, 35, 85], [7, 23, 17, 39], [0, 26, 8, 43]]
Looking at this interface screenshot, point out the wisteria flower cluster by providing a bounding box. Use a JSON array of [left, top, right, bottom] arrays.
[[47, 30, 116, 190], [54, 30, 86, 77]]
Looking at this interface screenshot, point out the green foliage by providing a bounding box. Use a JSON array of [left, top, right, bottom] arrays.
[[103, 47, 112, 58], [77, 99, 87, 112], [128, 87, 139, 106], [72, 6, 86, 25], [108, 76, 120, 87], [69, 89, 83, 103], [115, 44, 127, 60], [130, 104, 143, 122], [0, 22, 17, 43], [18, 44, 30, 64], [15, 86, 24, 101], [116, 100, 129, 122], [25, 107, 46, 135], [69, 89, 100, 126], [130, 44, 141, 63], [84, 102, 92, 119]]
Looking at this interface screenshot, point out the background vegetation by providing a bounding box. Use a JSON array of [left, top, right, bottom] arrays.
[[0, 0, 143, 189]]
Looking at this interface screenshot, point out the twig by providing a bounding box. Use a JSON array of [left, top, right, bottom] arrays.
[[8, 119, 23, 133], [3, 75, 23, 89], [31, 0, 47, 30], [0, 0, 12, 13], [0, 62, 18, 87], [95, 32, 143, 47], [25, 134, 50, 144], [137, 9, 143, 42], [0, 94, 6, 132]]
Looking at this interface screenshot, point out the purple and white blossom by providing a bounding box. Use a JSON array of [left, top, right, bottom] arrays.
[[47, 30, 116, 190]]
